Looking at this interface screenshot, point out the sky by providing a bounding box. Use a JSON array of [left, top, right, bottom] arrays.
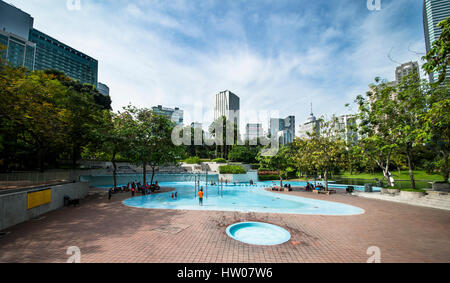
[[7, 0, 427, 131]]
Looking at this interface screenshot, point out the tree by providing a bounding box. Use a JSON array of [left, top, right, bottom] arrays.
[[228, 145, 259, 163], [355, 79, 400, 186], [209, 116, 241, 158], [257, 146, 290, 188], [419, 82, 450, 182], [128, 107, 180, 185], [393, 72, 430, 189], [89, 110, 134, 188], [423, 17, 450, 85], [302, 117, 346, 190]]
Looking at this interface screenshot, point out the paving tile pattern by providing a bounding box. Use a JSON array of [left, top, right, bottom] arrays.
[[0, 189, 449, 263]]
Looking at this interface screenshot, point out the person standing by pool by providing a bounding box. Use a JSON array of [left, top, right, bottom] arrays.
[[131, 187, 135, 197], [198, 188, 204, 206]]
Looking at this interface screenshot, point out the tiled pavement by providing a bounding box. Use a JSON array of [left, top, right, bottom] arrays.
[[0, 188, 449, 263]]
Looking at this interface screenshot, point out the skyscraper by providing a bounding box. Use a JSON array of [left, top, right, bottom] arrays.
[[97, 82, 110, 96], [152, 105, 184, 126], [245, 123, 264, 141], [214, 90, 240, 128], [423, 0, 450, 83], [0, 1, 35, 69], [0, 0, 99, 86], [395, 61, 420, 84], [270, 116, 295, 145], [29, 29, 98, 86]]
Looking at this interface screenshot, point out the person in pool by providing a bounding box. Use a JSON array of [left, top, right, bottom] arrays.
[[198, 188, 204, 206]]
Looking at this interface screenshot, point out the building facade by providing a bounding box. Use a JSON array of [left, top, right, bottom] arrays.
[[0, 0, 99, 87], [97, 82, 110, 96], [245, 123, 264, 141], [270, 116, 295, 145], [423, 0, 450, 83], [332, 115, 358, 144], [214, 90, 240, 128], [395, 61, 420, 84], [298, 112, 321, 139], [0, 0, 35, 69], [29, 29, 98, 86], [152, 105, 184, 126]]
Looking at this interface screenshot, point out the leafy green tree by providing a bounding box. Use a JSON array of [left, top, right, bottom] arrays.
[[303, 117, 346, 190], [209, 116, 241, 158], [419, 83, 450, 182], [423, 17, 450, 85], [128, 106, 180, 185], [355, 79, 400, 186], [228, 145, 259, 163], [393, 72, 430, 189], [257, 146, 291, 188], [88, 110, 134, 188]]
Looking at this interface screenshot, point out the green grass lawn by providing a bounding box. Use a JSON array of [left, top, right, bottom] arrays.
[[337, 170, 443, 181]]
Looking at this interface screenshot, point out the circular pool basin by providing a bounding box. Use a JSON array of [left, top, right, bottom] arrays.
[[226, 222, 291, 246]]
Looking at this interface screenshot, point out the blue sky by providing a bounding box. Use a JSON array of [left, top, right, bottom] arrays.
[[8, 0, 427, 131]]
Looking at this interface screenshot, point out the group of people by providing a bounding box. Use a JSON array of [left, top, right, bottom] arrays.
[[305, 182, 325, 192], [108, 180, 161, 200]]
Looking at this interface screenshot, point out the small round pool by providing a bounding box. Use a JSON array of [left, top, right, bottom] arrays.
[[226, 222, 291, 246]]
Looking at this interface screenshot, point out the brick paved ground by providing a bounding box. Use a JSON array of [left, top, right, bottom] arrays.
[[0, 188, 449, 263]]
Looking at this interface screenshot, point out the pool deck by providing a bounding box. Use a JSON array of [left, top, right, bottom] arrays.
[[0, 188, 449, 263]]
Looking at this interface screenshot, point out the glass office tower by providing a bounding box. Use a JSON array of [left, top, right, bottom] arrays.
[[29, 29, 98, 86], [423, 0, 450, 82]]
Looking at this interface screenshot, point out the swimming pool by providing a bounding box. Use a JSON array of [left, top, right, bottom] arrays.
[[122, 181, 365, 216]]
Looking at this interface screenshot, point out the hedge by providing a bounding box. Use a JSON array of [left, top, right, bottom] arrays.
[[184, 156, 201, 164], [212, 158, 227, 163], [219, 165, 247, 174], [258, 174, 280, 181]]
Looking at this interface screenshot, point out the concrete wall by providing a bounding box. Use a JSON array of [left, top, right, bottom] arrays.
[[0, 182, 89, 231]]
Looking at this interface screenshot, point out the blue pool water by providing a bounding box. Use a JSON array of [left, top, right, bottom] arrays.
[[226, 222, 291, 246], [122, 181, 365, 215]]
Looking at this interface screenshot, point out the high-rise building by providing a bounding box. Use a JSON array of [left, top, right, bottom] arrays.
[[270, 116, 295, 145], [245, 123, 264, 141], [0, 1, 35, 69], [97, 82, 110, 96], [395, 61, 420, 84], [29, 29, 98, 86], [332, 115, 358, 144], [152, 105, 184, 126], [423, 0, 450, 83], [214, 90, 240, 128], [0, 0, 99, 86], [298, 112, 321, 139]]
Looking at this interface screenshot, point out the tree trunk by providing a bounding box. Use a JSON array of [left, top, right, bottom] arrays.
[[406, 146, 416, 190], [112, 152, 117, 188], [324, 168, 329, 190], [150, 166, 155, 185], [142, 162, 147, 185], [279, 170, 283, 189]]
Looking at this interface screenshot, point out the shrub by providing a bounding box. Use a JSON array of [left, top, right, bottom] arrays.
[[184, 156, 201, 164], [251, 163, 260, 170], [219, 165, 247, 174], [258, 174, 280, 181], [212, 158, 227, 163]]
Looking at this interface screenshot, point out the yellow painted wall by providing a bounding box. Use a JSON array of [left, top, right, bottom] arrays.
[[27, 189, 51, 209]]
